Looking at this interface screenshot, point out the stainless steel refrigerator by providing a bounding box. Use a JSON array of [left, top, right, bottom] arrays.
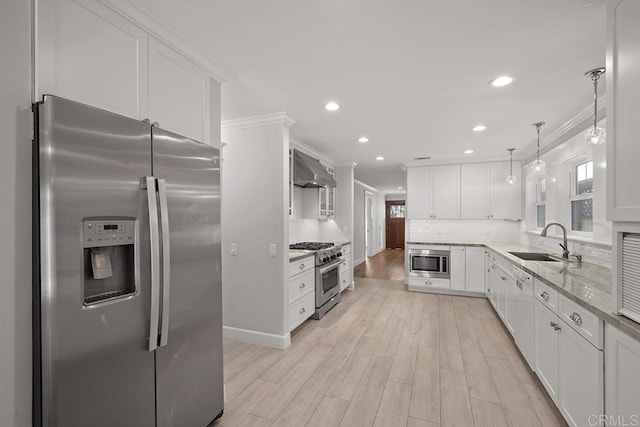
[[32, 95, 224, 427]]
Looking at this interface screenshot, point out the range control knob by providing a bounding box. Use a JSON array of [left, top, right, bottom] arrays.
[[330, 254, 336, 259], [337, 252, 342, 257]]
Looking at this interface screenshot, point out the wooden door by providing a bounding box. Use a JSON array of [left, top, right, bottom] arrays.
[[385, 201, 405, 249]]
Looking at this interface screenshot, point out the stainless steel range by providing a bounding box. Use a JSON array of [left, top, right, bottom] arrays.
[[289, 242, 343, 319]]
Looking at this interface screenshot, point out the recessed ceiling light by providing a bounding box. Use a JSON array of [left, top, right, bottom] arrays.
[[463, 149, 474, 154], [376, 156, 384, 161], [358, 136, 369, 143], [490, 75, 515, 87], [472, 125, 487, 132], [397, 186, 403, 189], [324, 102, 340, 111]]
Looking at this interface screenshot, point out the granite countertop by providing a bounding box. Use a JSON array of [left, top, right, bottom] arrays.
[[408, 240, 640, 341], [289, 250, 315, 262], [289, 241, 351, 262]]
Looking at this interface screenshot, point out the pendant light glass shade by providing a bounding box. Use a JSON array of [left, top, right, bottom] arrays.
[[531, 122, 546, 172], [584, 67, 606, 145], [506, 148, 516, 184]]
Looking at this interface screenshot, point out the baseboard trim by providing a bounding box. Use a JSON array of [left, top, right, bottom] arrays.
[[406, 285, 486, 298], [223, 326, 291, 350]]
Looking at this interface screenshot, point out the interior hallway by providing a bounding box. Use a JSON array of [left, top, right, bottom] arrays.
[[218, 277, 566, 427], [354, 249, 405, 281]]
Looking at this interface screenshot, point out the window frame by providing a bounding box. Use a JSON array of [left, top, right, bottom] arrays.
[[536, 177, 546, 229], [569, 158, 594, 234]]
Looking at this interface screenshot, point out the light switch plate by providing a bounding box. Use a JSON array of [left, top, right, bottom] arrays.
[[230, 243, 237, 256], [269, 244, 277, 256]]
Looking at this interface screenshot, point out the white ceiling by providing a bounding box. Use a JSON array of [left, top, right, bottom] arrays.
[[133, 0, 606, 193]]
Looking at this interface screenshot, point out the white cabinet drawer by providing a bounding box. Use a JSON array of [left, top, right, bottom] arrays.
[[408, 276, 451, 292], [339, 253, 351, 274], [559, 295, 603, 349], [289, 255, 314, 277], [535, 280, 559, 314], [289, 292, 314, 332], [288, 268, 315, 304]]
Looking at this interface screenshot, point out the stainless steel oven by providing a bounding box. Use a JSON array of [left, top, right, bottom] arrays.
[[315, 258, 341, 316], [408, 248, 450, 279]]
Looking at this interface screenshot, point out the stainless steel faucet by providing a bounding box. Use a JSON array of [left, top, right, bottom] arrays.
[[540, 222, 569, 259]]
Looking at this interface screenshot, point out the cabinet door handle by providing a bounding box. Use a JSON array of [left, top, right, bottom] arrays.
[[540, 291, 550, 302], [516, 281, 523, 290], [299, 263, 305, 270], [299, 283, 305, 289], [550, 321, 561, 331], [570, 312, 583, 326], [300, 307, 306, 314], [501, 276, 507, 281]]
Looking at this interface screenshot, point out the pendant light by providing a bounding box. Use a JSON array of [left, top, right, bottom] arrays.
[[584, 67, 606, 145], [531, 122, 546, 172], [506, 148, 516, 184]]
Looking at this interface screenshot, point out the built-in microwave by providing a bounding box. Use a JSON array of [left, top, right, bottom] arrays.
[[408, 248, 450, 279]]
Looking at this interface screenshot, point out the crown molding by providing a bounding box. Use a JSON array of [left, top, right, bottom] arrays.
[[289, 137, 336, 167], [523, 95, 607, 164], [100, 0, 233, 82], [221, 112, 296, 132], [354, 179, 379, 193]]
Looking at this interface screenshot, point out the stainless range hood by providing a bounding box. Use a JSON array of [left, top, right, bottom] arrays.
[[293, 149, 336, 188]]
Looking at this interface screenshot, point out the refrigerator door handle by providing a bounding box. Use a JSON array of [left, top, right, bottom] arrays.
[[144, 176, 161, 352], [158, 178, 171, 347]]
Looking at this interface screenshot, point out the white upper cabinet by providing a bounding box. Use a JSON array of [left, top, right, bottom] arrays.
[[407, 165, 460, 219], [407, 166, 433, 219], [148, 38, 211, 143], [607, 0, 640, 221], [461, 162, 522, 220], [36, 0, 149, 119], [36, 0, 216, 143]]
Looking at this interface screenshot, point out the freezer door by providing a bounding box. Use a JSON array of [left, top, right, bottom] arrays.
[[35, 96, 156, 426], [152, 127, 224, 426]]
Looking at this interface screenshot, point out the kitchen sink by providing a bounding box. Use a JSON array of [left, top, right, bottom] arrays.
[[508, 252, 559, 262]]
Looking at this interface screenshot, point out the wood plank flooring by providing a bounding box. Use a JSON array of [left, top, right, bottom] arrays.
[[214, 278, 567, 427], [354, 249, 405, 280]]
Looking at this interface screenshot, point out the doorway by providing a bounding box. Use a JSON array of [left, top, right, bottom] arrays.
[[385, 200, 405, 249], [365, 192, 374, 256]]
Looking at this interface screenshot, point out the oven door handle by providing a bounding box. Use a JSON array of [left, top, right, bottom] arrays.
[[318, 259, 342, 274]]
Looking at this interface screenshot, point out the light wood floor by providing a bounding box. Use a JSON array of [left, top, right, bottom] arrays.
[[214, 278, 566, 427], [355, 249, 405, 280]]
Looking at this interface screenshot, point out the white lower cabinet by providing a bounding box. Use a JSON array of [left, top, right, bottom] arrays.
[[465, 246, 485, 292], [493, 264, 509, 322], [339, 244, 352, 291], [605, 323, 640, 422], [534, 299, 604, 427], [288, 255, 315, 332], [534, 301, 560, 404], [450, 247, 466, 290]]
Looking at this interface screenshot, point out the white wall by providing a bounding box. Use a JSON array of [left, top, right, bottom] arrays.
[[0, 0, 32, 425], [221, 120, 289, 348], [521, 119, 612, 266], [334, 166, 354, 244]]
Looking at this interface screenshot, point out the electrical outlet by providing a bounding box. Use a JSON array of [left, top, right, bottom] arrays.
[[269, 244, 277, 256], [230, 244, 237, 256]]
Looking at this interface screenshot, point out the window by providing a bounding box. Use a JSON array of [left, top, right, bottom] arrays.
[[389, 204, 406, 218], [571, 160, 593, 232], [536, 177, 546, 228]]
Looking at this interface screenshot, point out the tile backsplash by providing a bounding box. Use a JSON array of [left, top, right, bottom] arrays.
[[520, 232, 612, 268], [409, 219, 521, 243], [289, 219, 348, 244]]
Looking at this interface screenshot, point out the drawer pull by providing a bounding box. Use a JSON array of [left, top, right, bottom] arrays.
[[299, 263, 305, 270], [425, 280, 433, 286], [550, 321, 561, 331], [540, 291, 550, 302], [300, 307, 306, 314], [501, 276, 507, 281], [570, 312, 583, 326], [299, 283, 305, 289], [516, 281, 523, 289]]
